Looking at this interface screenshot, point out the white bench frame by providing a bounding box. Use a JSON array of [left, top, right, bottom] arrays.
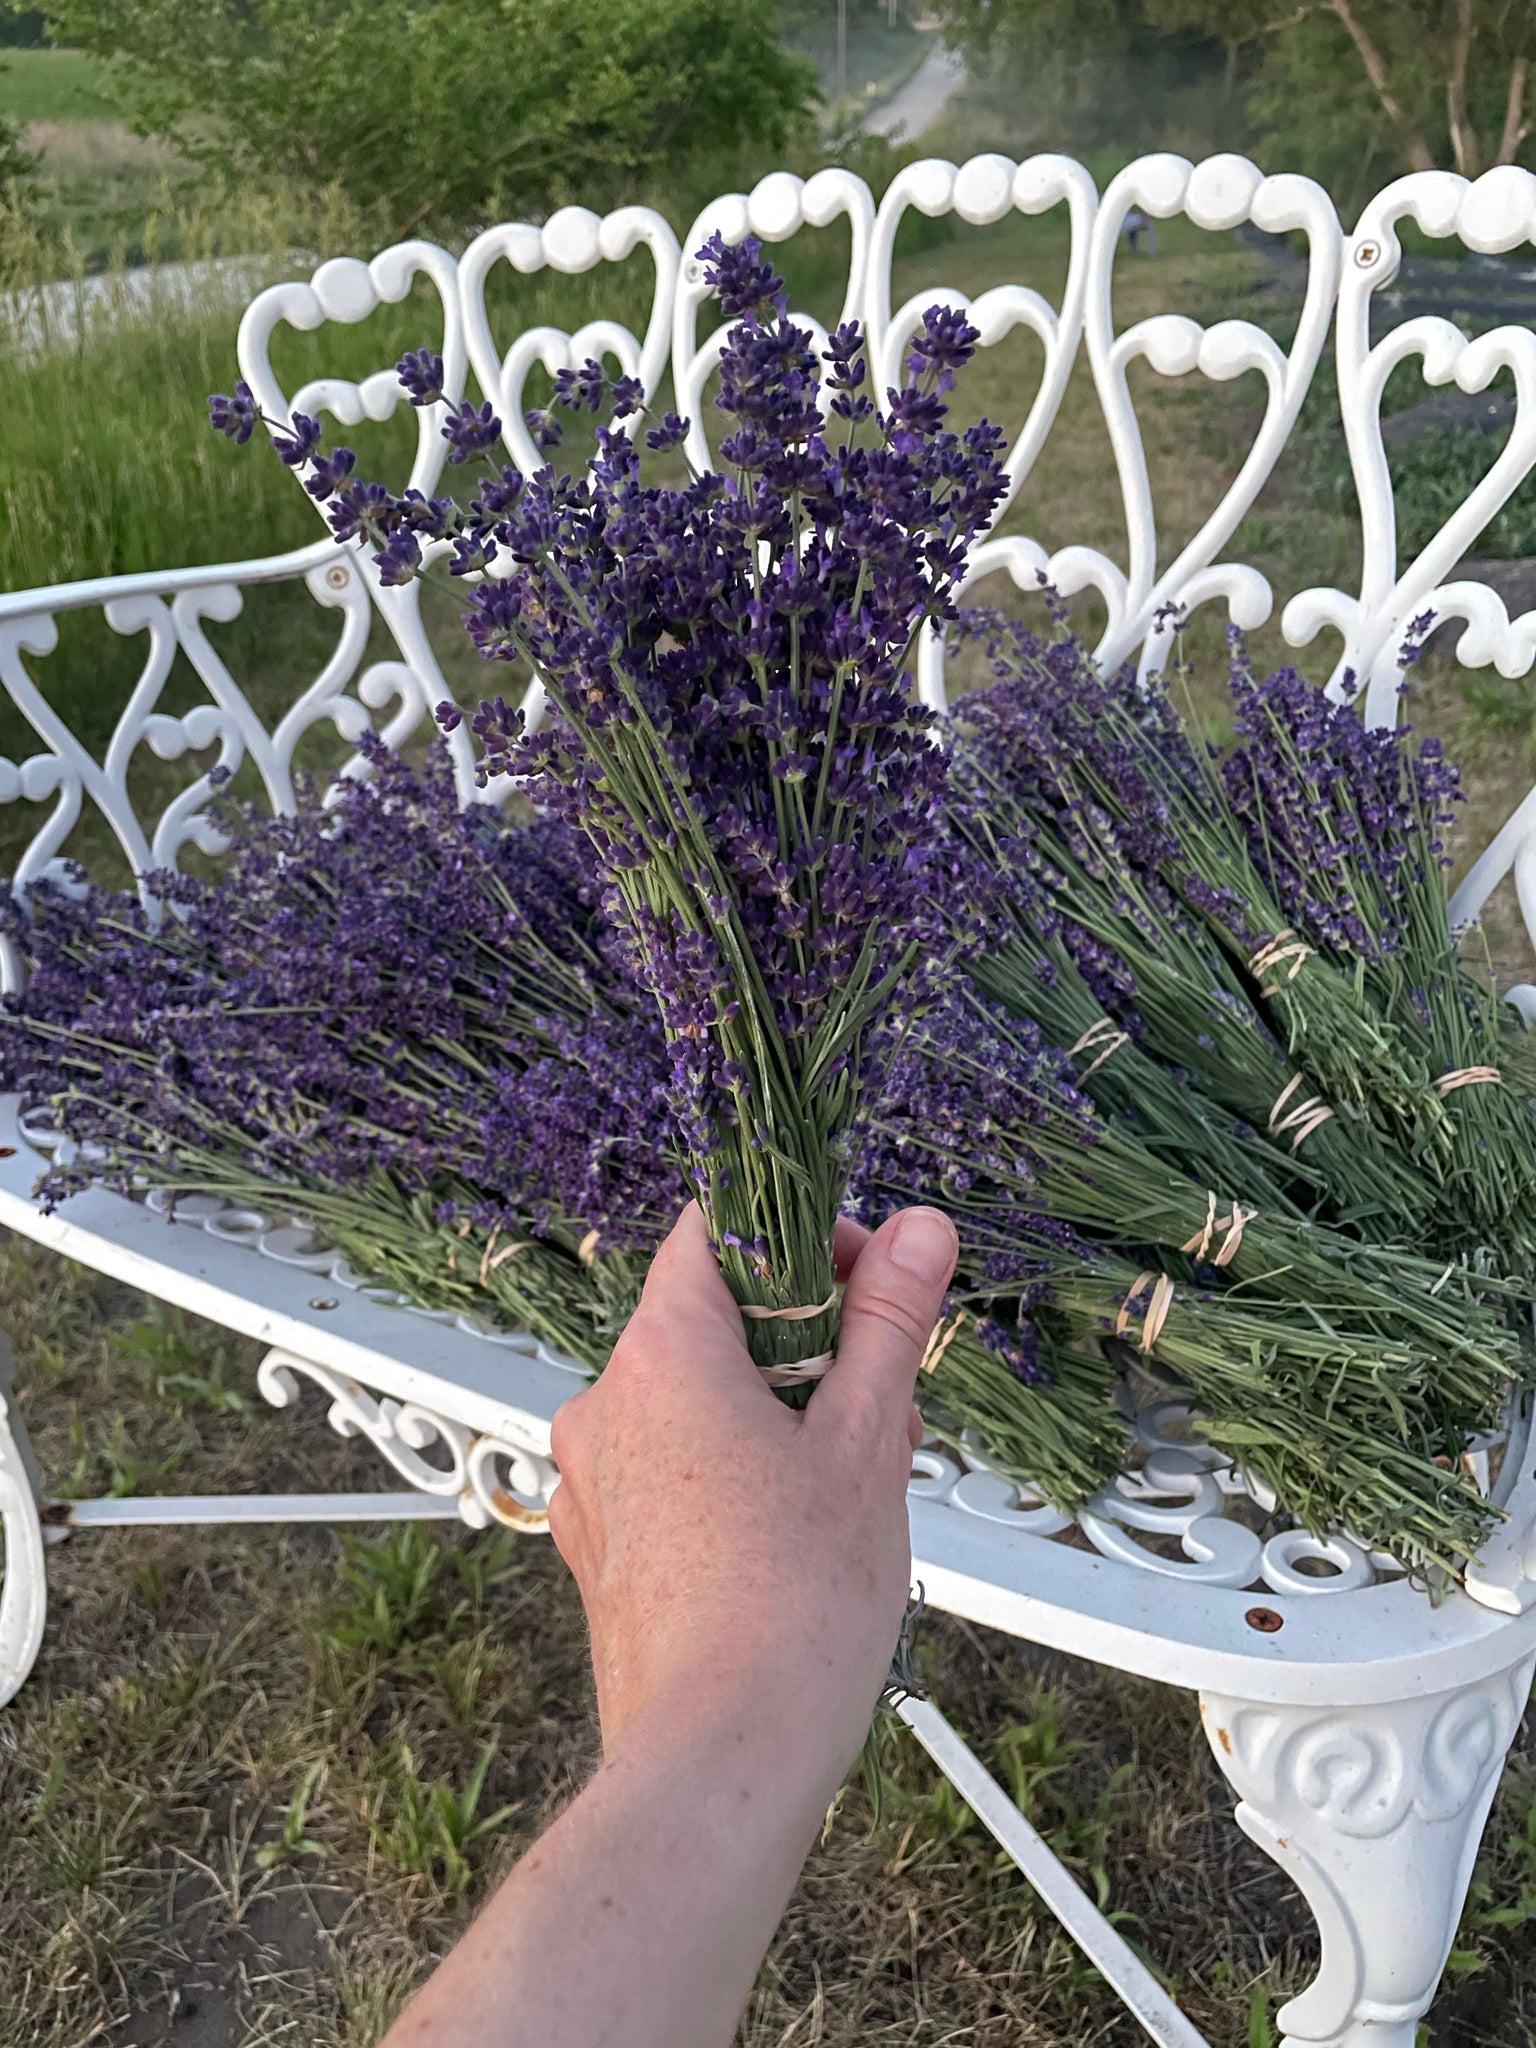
[[6, 151, 1536, 2046]]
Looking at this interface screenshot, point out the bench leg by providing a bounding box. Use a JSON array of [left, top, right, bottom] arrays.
[[1200, 1657, 1535, 2047], [0, 1331, 47, 1706]]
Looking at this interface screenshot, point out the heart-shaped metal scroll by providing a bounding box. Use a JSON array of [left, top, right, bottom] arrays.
[[672, 166, 876, 485], [1065, 153, 1341, 685], [461, 202, 680, 481], [1285, 165, 1536, 731], [865, 152, 1097, 708], [236, 240, 485, 798]]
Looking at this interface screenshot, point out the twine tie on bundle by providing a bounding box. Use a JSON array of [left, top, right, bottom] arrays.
[[576, 1228, 601, 1267], [1067, 1017, 1130, 1080], [919, 1311, 969, 1375], [1179, 1189, 1257, 1268], [1115, 1271, 1175, 1354], [1434, 1066, 1502, 1096], [480, 1227, 532, 1286], [743, 1290, 839, 1387], [1250, 928, 1316, 995], [1267, 1073, 1335, 1152]]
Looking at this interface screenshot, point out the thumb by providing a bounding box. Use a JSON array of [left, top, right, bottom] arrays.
[[812, 1206, 958, 1429]]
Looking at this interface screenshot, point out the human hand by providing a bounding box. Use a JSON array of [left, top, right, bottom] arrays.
[[548, 1202, 958, 1804]]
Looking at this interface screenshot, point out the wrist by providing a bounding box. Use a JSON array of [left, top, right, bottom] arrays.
[[602, 1671, 866, 1843]]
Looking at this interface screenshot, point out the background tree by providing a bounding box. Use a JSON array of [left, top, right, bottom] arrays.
[[1151, 0, 1535, 183], [938, 0, 1535, 208], [48, 0, 819, 236]]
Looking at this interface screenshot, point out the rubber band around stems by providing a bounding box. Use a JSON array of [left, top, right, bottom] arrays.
[[1115, 1271, 1176, 1354], [1267, 1072, 1335, 1152], [1250, 928, 1316, 994], [1067, 1016, 1130, 1080], [1179, 1190, 1256, 1268], [1434, 1066, 1502, 1095], [743, 1291, 840, 1388], [919, 1311, 969, 1375]]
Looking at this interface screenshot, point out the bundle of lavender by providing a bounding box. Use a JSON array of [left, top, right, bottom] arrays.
[[855, 991, 1519, 1573], [0, 745, 676, 1371], [215, 233, 1007, 1392], [1221, 624, 1536, 1273]]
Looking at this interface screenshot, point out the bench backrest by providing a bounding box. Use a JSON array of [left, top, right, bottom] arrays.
[[3, 151, 1535, 995]]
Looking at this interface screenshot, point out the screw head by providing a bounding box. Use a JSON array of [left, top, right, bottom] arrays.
[[1354, 240, 1380, 268], [308, 1296, 339, 1312], [1245, 1605, 1285, 1633], [325, 564, 349, 590]]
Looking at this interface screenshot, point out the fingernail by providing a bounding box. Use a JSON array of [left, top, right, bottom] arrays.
[[888, 1207, 958, 1285]]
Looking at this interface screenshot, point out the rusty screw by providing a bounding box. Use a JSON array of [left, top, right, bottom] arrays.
[[1354, 240, 1380, 267], [308, 1296, 339, 1312], [1245, 1605, 1285, 1633], [325, 563, 349, 590]]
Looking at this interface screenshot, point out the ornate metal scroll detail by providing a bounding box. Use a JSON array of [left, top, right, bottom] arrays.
[[257, 1349, 558, 1534], [947, 151, 1342, 698], [911, 1389, 1400, 1599], [1201, 1657, 1536, 2045]]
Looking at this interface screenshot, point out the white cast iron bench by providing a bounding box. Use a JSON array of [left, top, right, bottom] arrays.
[[5, 151, 1536, 2048]]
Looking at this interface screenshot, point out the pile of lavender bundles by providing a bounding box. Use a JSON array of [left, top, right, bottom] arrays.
[[1, 746, 675, 1371], [5, 233, 1534, 1583]]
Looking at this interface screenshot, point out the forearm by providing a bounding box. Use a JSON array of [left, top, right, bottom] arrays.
[[383, 1691, 841, 2048]]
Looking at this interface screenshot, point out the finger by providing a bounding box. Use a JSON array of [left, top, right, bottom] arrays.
[[614, 1200, 761, 1384], [811, 1206, 958, 1431], [832, 1213, 871, 1281]]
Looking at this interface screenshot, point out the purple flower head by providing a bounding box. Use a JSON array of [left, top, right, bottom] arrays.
[[304, 446, 357, 500], [644, 411, 689, 452], [327, 478, 400, 545], [443, 399, 502, 465], [397, 347, 447, 408], [271, 412, 322, 467], [208, 382, 258, 443], [905, 303, 980, 394], [526, 407, 563, 453], [697, 230, 787, 322], [373, 526, 422, 586]]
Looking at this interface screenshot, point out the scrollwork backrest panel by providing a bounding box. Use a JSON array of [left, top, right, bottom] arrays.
[[1270, 167, 1536, 976], [944, 151, 1342, 705], [462, 202, 680, 481], [0, 548, 426, 970], [11, 156, 1536, 980]]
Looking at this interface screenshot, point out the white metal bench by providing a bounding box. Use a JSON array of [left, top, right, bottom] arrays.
[[5, 151, 1536, 2047]]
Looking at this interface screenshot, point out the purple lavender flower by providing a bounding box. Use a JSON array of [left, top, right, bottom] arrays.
[[208, 382, 258, 443], [397, 347, 447, 407], [271, 412, 322, 467], [443, 399, 502, 464], [644, 412, 688, 451]]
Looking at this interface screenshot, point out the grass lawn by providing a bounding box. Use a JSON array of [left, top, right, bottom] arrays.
[[0, 48, 114, 127], [6, 177, 1536, 2045]]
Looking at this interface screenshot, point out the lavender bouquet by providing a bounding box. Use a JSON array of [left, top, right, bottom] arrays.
[[216, 234, 1007, 1390], [1222, 626, 1536, 1275], [0, 745, 676, 1370], [951, 610, 1446, 1236], [856, 992, 1517, 1572]]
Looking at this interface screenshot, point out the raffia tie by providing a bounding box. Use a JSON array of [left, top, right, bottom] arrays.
[[1179, 1189, 1257, 1268], [743, 1290, 839, 1388], [479, 1226, 532, 1286], [1250, 928, 1317, 995], [1115, 1271, 1176, 1354], [1434, 1066, 1502, 1096], [1067, 1016, 1130, 1080], [919, 1311, 969, 1375], [1267, 1073, 1335, 1153]]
